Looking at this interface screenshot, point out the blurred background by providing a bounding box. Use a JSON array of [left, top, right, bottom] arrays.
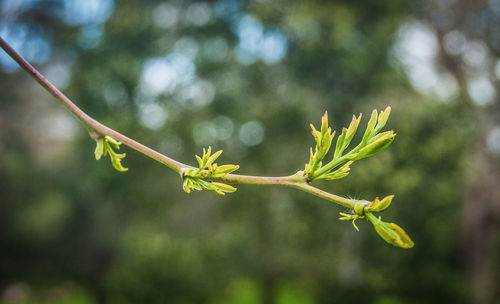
[[1, 0, 499, 303]]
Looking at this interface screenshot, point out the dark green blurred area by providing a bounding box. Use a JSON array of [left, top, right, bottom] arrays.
[[1, 0, 499, 303]]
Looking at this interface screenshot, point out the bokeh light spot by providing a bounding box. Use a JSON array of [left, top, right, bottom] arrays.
[[239, 121, 264, 146]]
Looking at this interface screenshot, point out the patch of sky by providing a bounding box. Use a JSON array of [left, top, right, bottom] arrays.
[[152, 2, 180, 29], [77, 24, 104, 49], [138, 101, 168, 130], [42, 51, 75, 90], [177, 79, 216, 109], [0, 22, 51, 73], [209, 116, 234, 141], [214, 0, 242, 19], [202, 36, 229, 62], [173, 37, 199, 61], [392, 19, 459, 101], [487, 126, 500, 154], [233, 14, 288, 65], [184, 2, 213, 27], [104, 80, 128, 107], [1, 0, 115, 72], [239, 121, 264, 146], [61, 0, 114, 26], [467, 76, 495, 106], [139, 53, 196, 97]]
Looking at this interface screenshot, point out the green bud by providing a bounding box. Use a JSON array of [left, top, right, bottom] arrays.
[[374, 221, 414, 249], [367, 213, 414, 248]]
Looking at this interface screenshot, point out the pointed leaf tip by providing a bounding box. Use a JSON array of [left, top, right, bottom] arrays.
[[321, 111, 329, 134]]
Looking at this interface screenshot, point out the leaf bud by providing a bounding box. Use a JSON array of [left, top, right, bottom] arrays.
[[373, 220, 414, 249], [367, 213, 414, 248]]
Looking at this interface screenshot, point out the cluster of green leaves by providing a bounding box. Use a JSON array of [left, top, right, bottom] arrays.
[[181, 147, 239, 195], [305, 107, 413, 248], [304, 107, 395, 182], [339, 196, 414, 248], [94, 136, 128, 172]]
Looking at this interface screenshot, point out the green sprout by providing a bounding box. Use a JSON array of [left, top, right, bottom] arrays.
[[181, 146, 239, 195], [94, 136, 128, 172], [338, 195, 414, 249], [305, 107, 395, 181]]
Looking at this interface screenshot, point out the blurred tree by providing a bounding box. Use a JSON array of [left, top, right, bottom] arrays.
[[409, 0, 500, 302]]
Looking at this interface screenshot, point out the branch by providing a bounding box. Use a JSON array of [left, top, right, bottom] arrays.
[[0, 36, 413, 248]]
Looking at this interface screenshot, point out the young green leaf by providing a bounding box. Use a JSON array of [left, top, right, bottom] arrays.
[[212, 164, 240, 177], [207, 149, 223, 167], [333, 129, 346, 159], [108, 149, 128, 172], [352, 131, 395, 160], [366, 195, 394, 212], [105, 136, 121, 150], [343, 114, 362, 150], [373, 106, 391, 135], [362, 109, 378, 143], [94, 136, 128, 172], [94, 138, 104, 160], [211, 182, 237, 194], [320, 161, 353, 180]]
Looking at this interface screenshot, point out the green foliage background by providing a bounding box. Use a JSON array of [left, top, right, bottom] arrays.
[[1, 0, 498, 303]]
